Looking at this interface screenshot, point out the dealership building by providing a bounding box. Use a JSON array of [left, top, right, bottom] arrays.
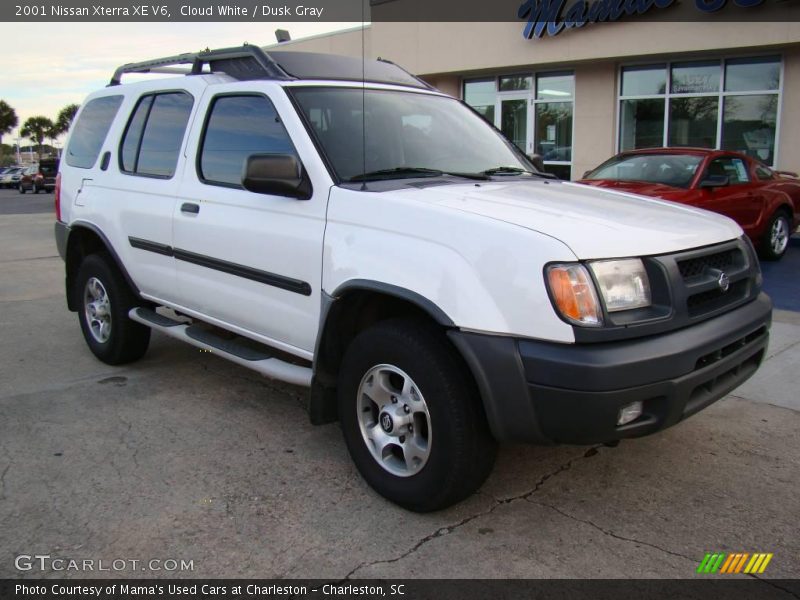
[[273, 15, 800, 180]]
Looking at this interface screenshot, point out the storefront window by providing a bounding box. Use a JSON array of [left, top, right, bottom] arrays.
[[618, 56, 782, 165], [500, 98, 527, 151], [534, 102, 573, 162], [721, 94, 778, 164], [725, 56, 780, 92], [535, 73, 574, 178], [464, 72, 574, 178], [499, 75, 532, 92], [536, 73, 574, 99], [620, 99, 664, 151], [463, 79, 496, 123], [668, 97, 718, 148], [670, 61, 720, 94], [621, 65, 666, 96]]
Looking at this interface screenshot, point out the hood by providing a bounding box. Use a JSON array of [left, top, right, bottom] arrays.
[[392, 178, 741, 259]]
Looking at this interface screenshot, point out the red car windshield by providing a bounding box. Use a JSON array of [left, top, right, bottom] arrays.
[[585, 153, 704, 189]]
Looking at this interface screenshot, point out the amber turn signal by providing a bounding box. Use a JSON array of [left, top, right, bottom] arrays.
[[546, 264, 602, 326]]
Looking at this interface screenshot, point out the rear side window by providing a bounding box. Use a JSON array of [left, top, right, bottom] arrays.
[[65, 96, 123, 169], [120, 92, 194, 178], [198, 94, 297, 187]]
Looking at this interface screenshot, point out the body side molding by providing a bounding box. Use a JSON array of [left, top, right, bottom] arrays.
[[128, 237, 312, 296]]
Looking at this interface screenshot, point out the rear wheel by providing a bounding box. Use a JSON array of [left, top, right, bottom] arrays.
[[338, 318, 496, 512], [18, 183, 25, 194], [76, 253, 151, 364], [760, 210, 791, 261]]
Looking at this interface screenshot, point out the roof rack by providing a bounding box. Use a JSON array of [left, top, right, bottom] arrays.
[[109, 44, 293, 86], [109, 44, 435, 91]]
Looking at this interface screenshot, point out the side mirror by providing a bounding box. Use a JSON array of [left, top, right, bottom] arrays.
[[242, 153, 312, 199], [699, 174, 729, 189]]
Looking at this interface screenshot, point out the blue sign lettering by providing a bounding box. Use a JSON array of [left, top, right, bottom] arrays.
[[520, 0, 765, 38]]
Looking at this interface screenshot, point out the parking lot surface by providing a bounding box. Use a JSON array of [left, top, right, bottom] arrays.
[[0, 188, 798, 580]]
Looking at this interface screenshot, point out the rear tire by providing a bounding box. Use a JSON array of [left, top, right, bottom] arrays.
[[76, 253, 151, 365], [760, 210, 791, 261], [338, 318, 496, 512], [18, 184, 25, 194]]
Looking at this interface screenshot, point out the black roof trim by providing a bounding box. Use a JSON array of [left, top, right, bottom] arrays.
[[109, 45, 433, 91]]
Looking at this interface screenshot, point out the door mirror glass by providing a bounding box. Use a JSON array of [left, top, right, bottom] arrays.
[[242, 153, 312, 199], [699, 174, 729, 189]]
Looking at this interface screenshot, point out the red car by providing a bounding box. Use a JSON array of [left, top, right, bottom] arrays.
[[579, 148, 800, 260], [18, 158, 59, 194]]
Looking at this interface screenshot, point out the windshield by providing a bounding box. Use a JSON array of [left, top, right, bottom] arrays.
[[585, 153, 703, 189], [290, 87, 533, 182]]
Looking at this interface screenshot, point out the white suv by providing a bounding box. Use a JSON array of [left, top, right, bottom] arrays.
[[55, 45, 772, 511]]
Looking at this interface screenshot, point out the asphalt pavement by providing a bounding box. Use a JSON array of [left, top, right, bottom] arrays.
[[0, 188, 798, 581]]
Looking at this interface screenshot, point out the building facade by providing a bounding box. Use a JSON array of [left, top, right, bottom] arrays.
[[272, 19, 800, 180]]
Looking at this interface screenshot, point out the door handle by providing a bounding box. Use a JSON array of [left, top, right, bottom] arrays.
[[181, 202, 200, 214]]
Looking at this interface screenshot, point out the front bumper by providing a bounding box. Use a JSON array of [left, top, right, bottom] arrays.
[[449, 293, 772, 444]]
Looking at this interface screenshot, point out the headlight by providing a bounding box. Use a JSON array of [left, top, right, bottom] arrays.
[[589, 258, 651, 312], [546, 264, 602, 326]]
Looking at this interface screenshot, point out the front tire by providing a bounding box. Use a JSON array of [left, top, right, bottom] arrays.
[[76, 253, 151, 365], [32, 183, 39, 194], [760, 211, 791, 261], [18, 184, 25, 194], [338, 318, 496, 512]]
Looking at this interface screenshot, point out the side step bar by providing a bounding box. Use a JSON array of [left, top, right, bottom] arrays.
[[129, 307, 312, 387]]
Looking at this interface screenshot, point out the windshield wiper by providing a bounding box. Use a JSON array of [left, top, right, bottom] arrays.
[[349, 167, 444, 182], [482, 166, 528, 175], [481, 166, 557, 179]]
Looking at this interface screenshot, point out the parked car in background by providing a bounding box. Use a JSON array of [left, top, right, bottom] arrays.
[[579, 149, 800, 260], [19, 159, 59, 194], [0, 167, 24, 189]]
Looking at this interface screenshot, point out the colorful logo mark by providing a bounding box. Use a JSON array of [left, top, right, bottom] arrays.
[[697, 552, 773, 574]]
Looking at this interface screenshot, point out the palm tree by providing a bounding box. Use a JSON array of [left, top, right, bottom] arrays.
[[0, 100, 18, 146], [55, 103, 80, 137], [21, 116, 54, 161]]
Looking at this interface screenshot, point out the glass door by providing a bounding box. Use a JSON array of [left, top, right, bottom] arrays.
[[498, 96, 531, 155]]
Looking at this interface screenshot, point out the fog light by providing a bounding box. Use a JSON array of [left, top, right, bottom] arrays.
[[617, 401, 643, 426]]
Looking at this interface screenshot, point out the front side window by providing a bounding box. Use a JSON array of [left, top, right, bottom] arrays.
[[292, 87, 530, 182], [199, 95, 297, 187], [706, 157, 750, 185], [120, 92, 193, 178], [66, 95, 123, 169], [619, 56, 781, 165]]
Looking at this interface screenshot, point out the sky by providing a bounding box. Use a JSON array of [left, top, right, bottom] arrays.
[[2, 22, 359, 147]]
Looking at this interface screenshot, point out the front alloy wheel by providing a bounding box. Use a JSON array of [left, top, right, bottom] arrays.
[[357, 364, 432, 477], [338, 318, 496, 512]]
